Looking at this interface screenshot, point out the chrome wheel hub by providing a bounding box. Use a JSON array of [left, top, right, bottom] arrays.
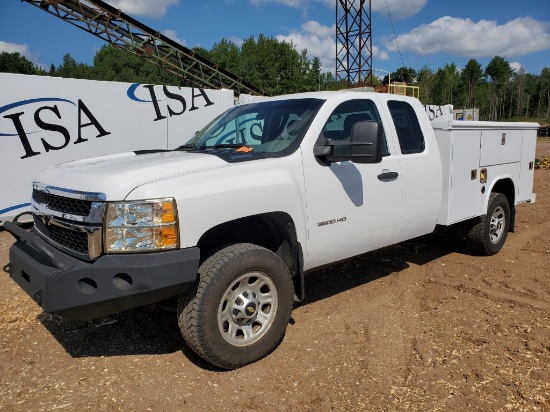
[[231, 289, 259, 323], [218, 271, 278, 347], [489, 205, 505, 244]]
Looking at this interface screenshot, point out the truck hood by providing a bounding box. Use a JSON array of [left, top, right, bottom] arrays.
[[38, 151, 229, 200]]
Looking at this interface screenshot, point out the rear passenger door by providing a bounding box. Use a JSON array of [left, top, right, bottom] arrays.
[[386, 99, 442, 243]]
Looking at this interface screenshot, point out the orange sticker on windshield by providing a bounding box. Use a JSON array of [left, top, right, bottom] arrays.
[[235, 146, 254, 153]]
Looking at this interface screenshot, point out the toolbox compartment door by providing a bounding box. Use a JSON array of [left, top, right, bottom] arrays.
[[480, 129, 522, 167]]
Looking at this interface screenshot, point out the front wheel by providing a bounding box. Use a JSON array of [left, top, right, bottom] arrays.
[[177, 243, 294, 369], [466, 193, 510, 255]]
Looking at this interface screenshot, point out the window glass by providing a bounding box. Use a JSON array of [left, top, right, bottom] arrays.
[[387, 100, 425, 154], [186, 98, 323, 155], [321, 100, 389, 156]]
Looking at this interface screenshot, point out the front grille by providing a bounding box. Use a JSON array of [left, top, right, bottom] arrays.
[[33, 189, 92, 216], [31, 186, 105, 260], [34, 216, 89, 255]]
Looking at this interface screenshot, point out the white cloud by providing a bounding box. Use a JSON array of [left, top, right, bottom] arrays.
[[509, 62, 523, 73], [162, 29, 186, 46], [386, 16, 550, 59], [276, 21, 336, 70], [0, 41, 44, 68], [228, 36, 244, 47], [248, 0, 428, 20], [372, 0, 427, 20], [276, 20, 386, 72], [104, 0, 179, 19], [0, 41, 29, 56], [302, 20, 333, 38], [249, 0, 334, 11], [373, 45, 389, 61], [249, 0, 303, 8], [248, 0, 426, 19]]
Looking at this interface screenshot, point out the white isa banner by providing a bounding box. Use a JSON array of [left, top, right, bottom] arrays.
[[0, 73, 234, 224]]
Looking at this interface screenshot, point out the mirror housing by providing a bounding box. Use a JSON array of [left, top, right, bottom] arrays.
[[314, 120, 383, 164], [313, 144, 332, 157]]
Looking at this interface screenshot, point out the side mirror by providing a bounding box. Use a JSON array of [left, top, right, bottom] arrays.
[[314, 120, 383, 164], [348, 120, 384, 164], [313, 144, 332, 157]]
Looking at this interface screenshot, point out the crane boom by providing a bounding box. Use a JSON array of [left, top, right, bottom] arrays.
[[22, 0, 266, 96]]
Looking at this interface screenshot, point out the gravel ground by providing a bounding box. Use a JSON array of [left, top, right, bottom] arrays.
[[1, 141, 549, 411]]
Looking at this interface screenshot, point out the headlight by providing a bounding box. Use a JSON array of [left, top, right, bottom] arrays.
[[104, 198, 179, 253]]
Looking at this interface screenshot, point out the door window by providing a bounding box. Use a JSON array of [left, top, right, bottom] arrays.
[[387, 100, 425, 154], [321, 100, 389, 156]]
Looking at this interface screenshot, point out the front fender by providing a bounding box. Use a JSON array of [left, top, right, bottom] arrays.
[[126, 152, 309, 252]]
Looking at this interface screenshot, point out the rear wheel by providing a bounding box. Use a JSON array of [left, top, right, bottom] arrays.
[[178, 243, 294, 369], [466, 193, 510, 255]]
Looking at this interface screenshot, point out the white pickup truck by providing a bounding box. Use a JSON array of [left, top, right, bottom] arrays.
[[5, 91, 538, 369]]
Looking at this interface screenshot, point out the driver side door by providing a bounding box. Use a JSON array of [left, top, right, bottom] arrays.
[[302, 98, 403, 270]]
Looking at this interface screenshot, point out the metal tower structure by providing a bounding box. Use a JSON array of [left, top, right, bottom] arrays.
[[22, 0, 265, 96], [335, 0, 373, 87]]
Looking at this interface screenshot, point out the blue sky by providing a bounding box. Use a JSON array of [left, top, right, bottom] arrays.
[[1, 0, 549, 80]]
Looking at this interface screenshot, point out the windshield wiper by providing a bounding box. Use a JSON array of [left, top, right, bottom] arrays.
[[209, 143, 250, 149], [176, 143, 201, 151], [177, 143, 253, 151]]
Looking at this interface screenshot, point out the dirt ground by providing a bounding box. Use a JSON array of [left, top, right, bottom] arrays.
[[1, 141, 550, 412]]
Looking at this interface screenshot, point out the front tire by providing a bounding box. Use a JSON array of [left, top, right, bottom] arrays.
[[466, 193, 510, 255], [177, 243, 294, 369]]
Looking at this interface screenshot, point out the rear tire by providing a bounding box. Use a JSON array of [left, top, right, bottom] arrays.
[[177, 243, 294, 369], [466, 193, 510, 256]]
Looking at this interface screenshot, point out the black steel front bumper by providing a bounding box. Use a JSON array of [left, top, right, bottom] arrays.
[[5, 221, 200, 320]]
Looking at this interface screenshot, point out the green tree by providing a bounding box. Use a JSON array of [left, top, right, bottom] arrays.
[[91, 46, 142, 82], [320, 71, 337, 91], [474, 81, 490, 120], [507, 67, 536, 118], [391, 66, 417, 84], [309, 56, 322, 91], [460, 59, 483, 108], [485, 56, 513, 120], [536, 67, 550, 120], [91, 45, 183, 85], [0, 52, 44, 75], [433, 63, 460, 105], [239, 34, 305, 95], [0, 35, 330, 96], [485, 56, 513, 84], [192, 46, 211, 60], [416, 66, 435, 104], [298, 49, 311, 92], [209, 38, 240, 76], [53, 53, 94, 80]]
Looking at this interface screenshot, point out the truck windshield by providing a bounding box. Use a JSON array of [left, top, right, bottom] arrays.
[[184, 98, 324, 155]]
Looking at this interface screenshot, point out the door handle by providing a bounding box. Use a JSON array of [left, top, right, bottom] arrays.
[[377, 171, 399, 181]]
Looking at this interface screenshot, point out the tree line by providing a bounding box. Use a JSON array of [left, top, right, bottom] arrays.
[[1, 36, 549, 123], [397, 58, 550, 122]]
